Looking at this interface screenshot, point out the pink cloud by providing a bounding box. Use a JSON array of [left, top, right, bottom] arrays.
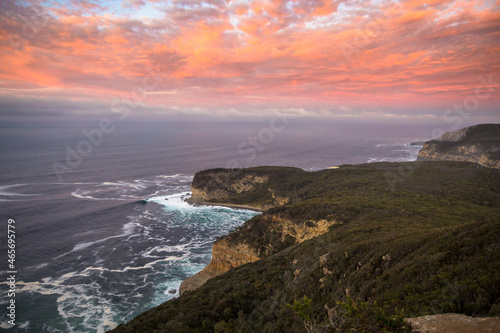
[[0, 0, 498, 118]]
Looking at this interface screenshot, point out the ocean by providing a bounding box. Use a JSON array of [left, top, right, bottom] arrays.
[[0, 119, 438, 332]]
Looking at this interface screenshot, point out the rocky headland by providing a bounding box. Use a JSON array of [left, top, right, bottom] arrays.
[[417, 124, 500, 168], [180, 167, 336, 294]]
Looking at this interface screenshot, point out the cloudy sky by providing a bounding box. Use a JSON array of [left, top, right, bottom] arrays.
[[1, 0, 499, 121]]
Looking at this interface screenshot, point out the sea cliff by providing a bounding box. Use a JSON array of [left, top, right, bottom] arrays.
[[179, 239, 259, 294], [417, 124, 500, 168], [180, 167, 336, 294]]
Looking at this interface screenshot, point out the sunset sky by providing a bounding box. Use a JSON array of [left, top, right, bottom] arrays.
[[1, 0, 499, 121]]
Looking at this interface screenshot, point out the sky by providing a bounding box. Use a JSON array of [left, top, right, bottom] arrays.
[[0, 0, 499, 121]]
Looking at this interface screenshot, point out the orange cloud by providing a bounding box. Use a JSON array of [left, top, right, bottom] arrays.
[[311, 0, 338, 16], [396, 10, 434, 25], [0, 0, 498, 118]]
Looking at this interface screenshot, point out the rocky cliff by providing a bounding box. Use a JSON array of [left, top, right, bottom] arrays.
[[187, 166, 299, 209], [179, 168, 278, 295], [417, 124, 500, 168], [179, 239, 259, 294], [406, 313, 500, 333], [190, 169, 269, 205], [180, 167, 335, 294]]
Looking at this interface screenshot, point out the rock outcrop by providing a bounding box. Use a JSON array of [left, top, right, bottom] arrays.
[[406, 313, 500, 333], [190, 170, 269, 203], [180, 213, 337, 295], [179, 239, 259, 294], [180, 168, 274, 295], [417, 124, 500, 168]]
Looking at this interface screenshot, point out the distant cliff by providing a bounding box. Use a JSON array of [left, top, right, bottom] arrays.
[[417, 124, 500, 168]]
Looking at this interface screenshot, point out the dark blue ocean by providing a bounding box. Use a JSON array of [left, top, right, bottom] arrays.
[[0, 119, 438, 332]]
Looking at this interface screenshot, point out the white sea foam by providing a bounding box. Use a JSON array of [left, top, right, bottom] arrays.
[[147, 191, 254, 213], [17, 257, 185, 333], [71, 190, 102, 200], [81, 257, 176, 274], [70, 174, 192, 201], [23, 262, 49, 271], [368, 142, 422, 163], [18, 321, 30, 329], [0, 322, 14, 329], [101, 182, 125, 186], [162, 280, 182, 300], [140, 243, 191, 258], [147, 191, 194, 210], [9, 177, 256, 332], [161, 174, 183, 178], [74, 229, 99, 237], [367, 157, 389, 163], [0, 184, 26, 194], [0, 184, 38, 198], [9, 274, 119, 333], [72, 221, 137, 252], [71, 189, 130, 201]]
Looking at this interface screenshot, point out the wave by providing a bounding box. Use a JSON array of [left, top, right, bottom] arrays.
[[147, 191, 257, 213], [0, 184, 39, 200], [3, 176, 258, 332], [70, 174, 192, 201], [2, 174, 193, 202], [0, 321, 29, 330], [70, 189, 131, 201], [72, 221, 137, 252], [367, 157, 390, 163], [81, 257, 181, 274], [368, 142, 422, 163], [2, 275, 119, 333], [147, 191, 193, 210]]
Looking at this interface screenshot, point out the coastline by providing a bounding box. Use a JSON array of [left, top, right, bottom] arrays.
[[184, 197, 264, 212], [178, 196, 262, 295]]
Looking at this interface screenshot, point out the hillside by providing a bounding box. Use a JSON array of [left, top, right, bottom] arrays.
[[111, 161, 500, 332], [417, 124, 500, 168]]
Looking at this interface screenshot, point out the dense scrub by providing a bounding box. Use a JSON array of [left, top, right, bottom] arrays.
[[112, 161, 500, 332]]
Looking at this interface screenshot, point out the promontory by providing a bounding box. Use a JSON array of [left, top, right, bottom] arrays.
[[111, 158, 500, 332], [417, 124, 500, 168]]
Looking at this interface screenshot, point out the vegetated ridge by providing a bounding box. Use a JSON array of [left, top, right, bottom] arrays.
[[112, 160, 500, 332]]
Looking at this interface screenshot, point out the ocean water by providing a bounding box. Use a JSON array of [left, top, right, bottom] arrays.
[[0, 119, 437, 332]]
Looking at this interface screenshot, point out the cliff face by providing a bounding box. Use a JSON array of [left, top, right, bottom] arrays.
[[180, 214, 337, 294], [406, 314, 500, 333], [188, 167, 302, 210], [180, 169, 273, 295], [417, 124, 500, 168], [180, 167, 335, 294], [179, 239, 259, 294], [190, 170, 269, 203]]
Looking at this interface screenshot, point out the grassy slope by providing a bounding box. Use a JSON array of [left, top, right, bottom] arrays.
[[111, 161, 500, 332]]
